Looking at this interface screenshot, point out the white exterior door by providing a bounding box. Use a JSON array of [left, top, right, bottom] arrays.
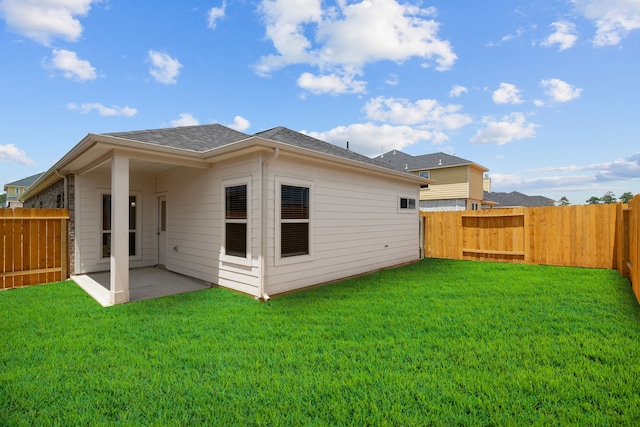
[[158, 195, 167, 266]]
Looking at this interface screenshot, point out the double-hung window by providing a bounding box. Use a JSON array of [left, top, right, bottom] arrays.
[[101, 194, 138, 258], [279, 182, 311, 260], [224, 183, 248, 259]]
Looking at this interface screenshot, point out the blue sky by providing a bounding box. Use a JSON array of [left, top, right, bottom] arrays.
[[1, 0, 639, 205]]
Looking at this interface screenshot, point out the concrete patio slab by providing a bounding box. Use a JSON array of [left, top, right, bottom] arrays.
[[72, 267, 211, 307]]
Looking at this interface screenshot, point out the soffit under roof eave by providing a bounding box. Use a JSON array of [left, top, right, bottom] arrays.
[[20, 134, 98, 200], [21, 134, 214, 200]]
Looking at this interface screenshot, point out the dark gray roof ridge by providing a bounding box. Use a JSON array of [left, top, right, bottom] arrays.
[[254, 126, 400, 170], [102, 123, 251, 153]]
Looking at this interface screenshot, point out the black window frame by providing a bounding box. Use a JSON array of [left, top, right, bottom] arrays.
[[224, 184, 248, 258], [280, 184, 310, 258]]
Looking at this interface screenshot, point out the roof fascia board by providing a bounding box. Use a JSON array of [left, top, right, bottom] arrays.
[[22, 133, 212, 200], [409, 162, 488, 173], [24, 130, 432, 201], [93, 134, 209, 158], [21, 134, 96, 200], [203, 136, 433, 185], [92, 142, 211, 170]]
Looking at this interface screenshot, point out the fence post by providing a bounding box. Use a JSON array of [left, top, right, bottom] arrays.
[[61, 216, 68, 280]]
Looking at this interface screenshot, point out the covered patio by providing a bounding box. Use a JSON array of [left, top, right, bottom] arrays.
[[73, 267, 212, 307]]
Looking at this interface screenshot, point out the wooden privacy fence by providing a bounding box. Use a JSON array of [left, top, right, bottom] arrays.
[[623, 196, 639, 303], [1, 208, 69, 290], [421, 196, 640, 303]]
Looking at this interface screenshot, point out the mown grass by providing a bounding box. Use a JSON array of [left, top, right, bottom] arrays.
[[2, 258, 640, 425]]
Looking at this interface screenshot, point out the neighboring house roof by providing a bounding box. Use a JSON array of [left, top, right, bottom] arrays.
[[374, 150, 488, 172], [483, 191, 556, 207], [22, 125, 432, 201], [3, 172, 44, 192]]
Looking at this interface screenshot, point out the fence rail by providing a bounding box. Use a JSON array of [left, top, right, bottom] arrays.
[[421, 195, 640, 304], [1, 208, 69, 290]]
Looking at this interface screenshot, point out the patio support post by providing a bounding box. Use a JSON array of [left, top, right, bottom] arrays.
[[110, 153, 130, 304]]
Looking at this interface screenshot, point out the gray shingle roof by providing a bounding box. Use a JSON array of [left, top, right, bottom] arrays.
[[5, 172, 44, 187], [102, 124, 413, 173], [103, 124, 250, 152], [254, 126, 391, 169], [483, 191, 556, 207], [374, 150, 479, 172]]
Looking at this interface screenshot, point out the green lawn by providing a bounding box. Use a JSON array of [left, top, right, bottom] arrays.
[[2, 259, 640, 426]]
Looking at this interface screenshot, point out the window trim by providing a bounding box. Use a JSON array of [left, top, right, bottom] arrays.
[[275, 177, 314, 266], [221, 177, 252, 266], [418, 171, 430, 189], [398, 194, 417, 213], [98, 190, 142, 263]]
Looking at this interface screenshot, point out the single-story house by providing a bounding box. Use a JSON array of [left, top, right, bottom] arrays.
[[22, 124, 432, 305], [482, 191, 556, 208]]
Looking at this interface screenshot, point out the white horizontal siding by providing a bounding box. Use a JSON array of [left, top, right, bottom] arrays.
[[75, 170, 157, 274], [265, 155, 420, 295], [156, 154, 262, 296]]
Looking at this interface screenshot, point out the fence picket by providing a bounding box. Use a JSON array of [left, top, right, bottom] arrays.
[[422, 198, 639, 304], [0, 208, 69, 290]]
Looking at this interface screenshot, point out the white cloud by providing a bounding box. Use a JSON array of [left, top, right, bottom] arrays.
[[46, 49, 97, 82], [148, 50, 182, 84], [449, 85, 468, 98], [297, 71, 366, 95], [542, 21, 578, 51], [256, 0, 456, 94], [170, 113, 199, 127], [67, 102, 138, 117], [0, 144, 34, 165], [572, 0, 640, 46], [207, 2, 226, 29], [530, 152, 640, 181], [385, 73, 399, 86], [227, 115, 250, 132], [471, 113, 538, 145], [489, 172, 594, 193], [540, 78, 583, 102], [364, 96, 472, 131], [492, 83, 523, 105], [488, 152, 640, 202], [305, 123, 434, 157], [0, 0, 97, 45], [501, 27, 525, 42]]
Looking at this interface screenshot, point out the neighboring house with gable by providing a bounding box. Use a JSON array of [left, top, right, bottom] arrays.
[[3, 172, 44, 208], [483, 190, 556, 208], [374, 150, 489, 211], [22, 124, 431, 305]]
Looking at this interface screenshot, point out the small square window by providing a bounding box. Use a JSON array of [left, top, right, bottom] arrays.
[[400, 197, 416, 210]]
